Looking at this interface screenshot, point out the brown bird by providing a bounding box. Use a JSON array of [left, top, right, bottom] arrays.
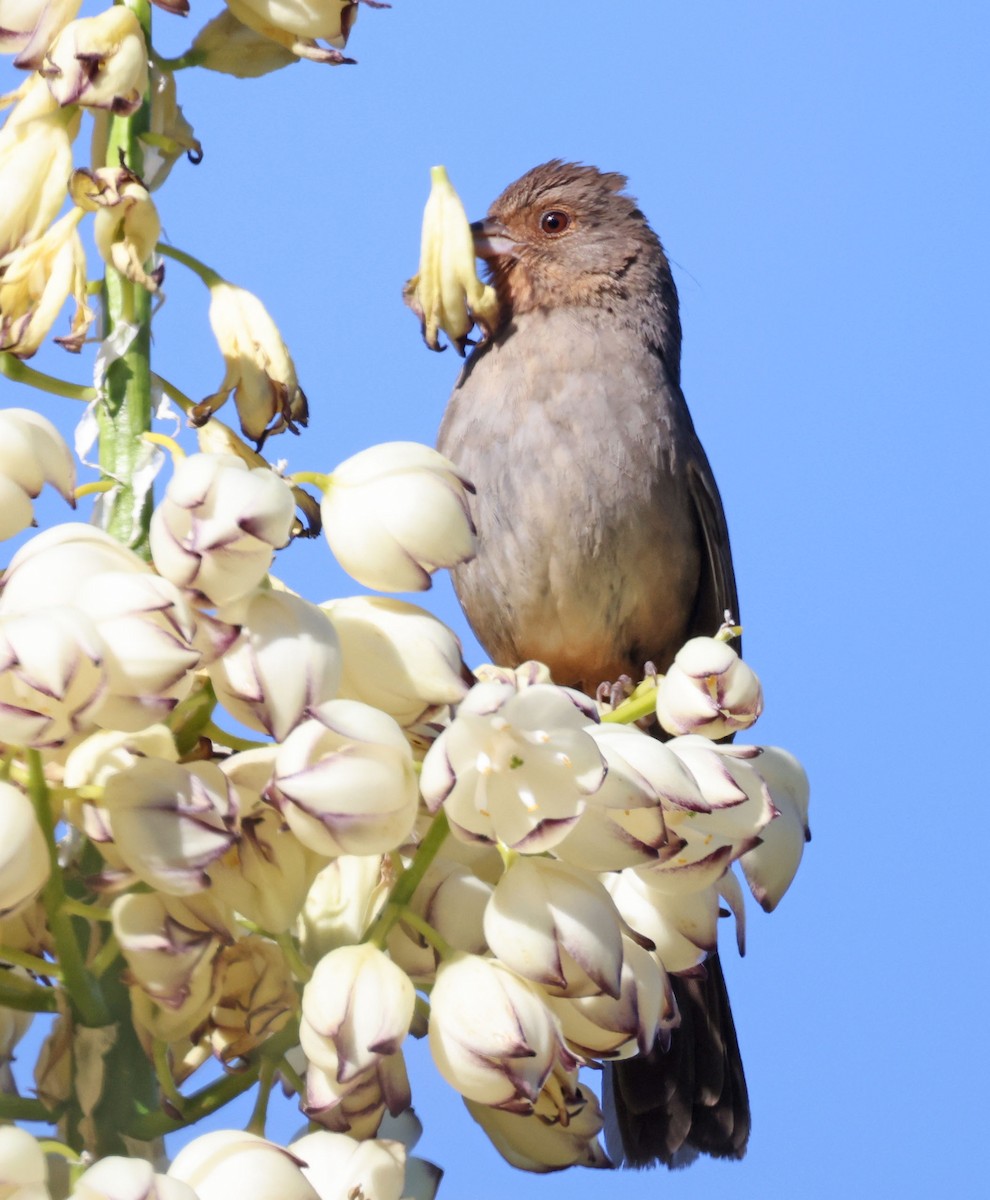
[[437, 160, 749, 1168]]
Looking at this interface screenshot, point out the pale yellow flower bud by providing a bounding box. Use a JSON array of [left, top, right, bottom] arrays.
[[404, 165, 500, 355], [41, 7, 149, 115]]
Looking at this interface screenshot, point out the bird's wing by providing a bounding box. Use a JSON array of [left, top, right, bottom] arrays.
[[686, 442, 740, 645]]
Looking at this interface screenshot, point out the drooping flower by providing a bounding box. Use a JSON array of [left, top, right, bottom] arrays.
[[41, 7, 148, 115], [484, 857, 624, 998], [270, 699, 419, 857], [225, 0, 364, 65], [71, 164, 162, 292], [428, 953, 576, 1112], [323, 595, 468, 726], [321, 441, 476, 592], [149, 453, 296, 606], [190, 281, 308, 448], [210, 587, 342, 741], [0, 782, 50, 918], [0, 408, 76, 535], [0, 208, 94, 357], [0, 76, 79, 259]]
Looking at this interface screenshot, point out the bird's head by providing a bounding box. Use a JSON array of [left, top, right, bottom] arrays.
[[471, 160, 674, 327]]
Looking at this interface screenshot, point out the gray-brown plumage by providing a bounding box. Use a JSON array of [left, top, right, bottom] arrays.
[[437, 160, 749, 1168]]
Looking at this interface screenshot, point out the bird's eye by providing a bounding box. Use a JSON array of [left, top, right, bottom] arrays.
[[539, 210, 571, 235]]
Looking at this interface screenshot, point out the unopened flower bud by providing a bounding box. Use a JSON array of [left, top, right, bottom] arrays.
[[321, 441, 476, 592], [301, 944, 414, 1087], [656, 636, 763, 738]]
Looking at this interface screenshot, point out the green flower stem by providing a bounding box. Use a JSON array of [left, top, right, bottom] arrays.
[[87, 933, 121, 981], [155, 50, 207, 71], [152, 1039, 186, 1116], [151, 371, 194, 413], [61, 898, 113, 923], [287, 471, 330, 492], [246, 1056, 276, 1136], [393, 908, 454, 961], [276, 931, 312, 984], [204, 721, 268, 754], [0, 1095, 56, 1123], [364, 810, 450, 948], [156, 242, 223, 289], [127, 1021, 299, 1140], [0, 945, 61, 977], [601, 681, 661, 725], [26, 751, 109, 1027], [277, 1054, 305, 1097], [0, 353, 97, 402], [99, 0, 154, 554], [0, 972, 58, 1012]]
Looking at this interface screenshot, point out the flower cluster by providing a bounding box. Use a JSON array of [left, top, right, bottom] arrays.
[[0, 10, 809, 1194]]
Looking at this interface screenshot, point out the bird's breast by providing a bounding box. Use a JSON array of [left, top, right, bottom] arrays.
[[438, 307, 703, 692]]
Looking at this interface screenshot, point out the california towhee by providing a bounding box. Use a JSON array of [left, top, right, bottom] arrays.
[[438, 161, 749, 1167]]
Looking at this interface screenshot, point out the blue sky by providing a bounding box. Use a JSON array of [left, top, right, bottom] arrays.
[[2, 2, 988, 1196]]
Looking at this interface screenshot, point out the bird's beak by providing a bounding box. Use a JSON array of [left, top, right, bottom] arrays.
[[471, 218, 517, 262]]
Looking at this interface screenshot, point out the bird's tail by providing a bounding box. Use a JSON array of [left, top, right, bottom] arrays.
[[603, 952, 750, 1168]]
